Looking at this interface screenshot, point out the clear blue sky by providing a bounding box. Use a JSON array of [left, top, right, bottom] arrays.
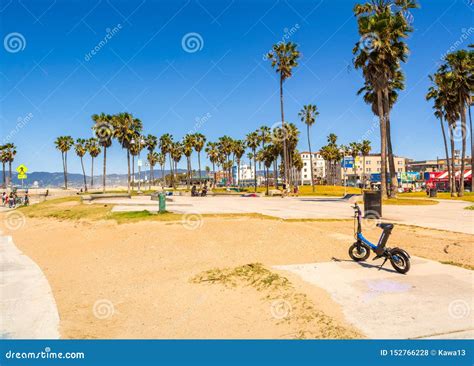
[[1, 0, 472, 174]]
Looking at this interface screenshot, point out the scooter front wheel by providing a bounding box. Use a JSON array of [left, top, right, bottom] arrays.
[[348, 243, 370, 262], [390, 249, 410, 274]]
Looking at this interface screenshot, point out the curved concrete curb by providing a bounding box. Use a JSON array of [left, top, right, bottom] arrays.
[[0, 235, 60, 339]]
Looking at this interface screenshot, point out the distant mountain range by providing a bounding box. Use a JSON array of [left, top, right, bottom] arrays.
[[8, 170, 188, 188]]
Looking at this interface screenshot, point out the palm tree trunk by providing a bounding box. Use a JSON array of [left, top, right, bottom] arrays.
[[362, 156, 366, 189], [265, 166, 269, 195], [160, 164, 164, 187], [132, 155, 135, 191], [168, 153, 173, 188], [237, 159, 241, 188], [80, 156, 88, 192], [91, 157, 94, 189], [2, 162, 5, 187], [459, 95, 467, 196], [212, 162, 216, 187], [61, 152, 66, 189], [469, 104, 473, 188], [448, 123, 456, 196], [307, 125, 315, 192], [383, 88, 397, 198], [127, 150, 131, 194], [279, 74, 289, 187], [253, 149, 257, 192], [274, 158, 278, 188], [376, 89, 387, 198], [65, 152, 68, 189], [8, 160, 12, 187], [102, 148, 107, 193], [439, 115, 451, 193], [198, 152, 202, 183], [186, 157, 190, 189]]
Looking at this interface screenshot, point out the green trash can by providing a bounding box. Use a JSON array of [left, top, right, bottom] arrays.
[[159, 193, 166, 213]]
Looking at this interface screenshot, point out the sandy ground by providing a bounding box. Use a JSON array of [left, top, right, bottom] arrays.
[[1, 216, 472, 339]]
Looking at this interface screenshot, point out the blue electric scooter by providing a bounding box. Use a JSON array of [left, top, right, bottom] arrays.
[[349, 203, 410, 274]]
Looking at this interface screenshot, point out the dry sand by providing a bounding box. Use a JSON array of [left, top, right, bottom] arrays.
[[1, 216, 472, 339]]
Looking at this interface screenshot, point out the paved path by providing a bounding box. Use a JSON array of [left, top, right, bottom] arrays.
[[275, 258, 473, 339], [101, 196, 474, 234], [0, 233, 60, 339]]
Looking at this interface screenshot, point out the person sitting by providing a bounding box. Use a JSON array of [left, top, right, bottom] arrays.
[[191, 184, 198, 197], [201, 185, 207, 197]]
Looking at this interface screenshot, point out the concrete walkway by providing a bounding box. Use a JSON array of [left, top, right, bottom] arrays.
[[0, 233, 60, 339], [100, 195, 474, 234], [275, 257, 473, 339]]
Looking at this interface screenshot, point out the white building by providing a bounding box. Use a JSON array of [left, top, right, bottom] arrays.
[[300, 152, 325, 185], [233, 164, 255, 184]]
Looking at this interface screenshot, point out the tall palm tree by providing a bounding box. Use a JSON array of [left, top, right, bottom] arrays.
[[0, 145, 8, 188], [232, 140, 246, 187], [218, 136, 234, 185], [246, 131, 260, 192], [92, 113, 113, 192], [85, 138, 101, 189], [442, 49, 473, 196], [171, 141, 183, 187], [183, 134, 195, 189], [145, 134, 158, 190], [267, 42, 300, 186], [112, 113, 143, 194], [360, 139, 372, 189], [74, 138, 88, 192], [193, 133, 206, 183], [147, 151, 159, 189], [298, 104, 319, 192], [157, 152, 166, 187], [353, 0, 418, 198], [426, 72, 454, 194], [54, 136, 73, 189], [159, 133, 173, 187], [260, 144, 275, 195], [205, 142, 219, 186]]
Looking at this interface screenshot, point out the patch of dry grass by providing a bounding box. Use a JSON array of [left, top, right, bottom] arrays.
[[192, 263, 362, 339]]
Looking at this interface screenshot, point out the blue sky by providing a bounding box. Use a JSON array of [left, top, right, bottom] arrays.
[[1, 0, 473, 174]]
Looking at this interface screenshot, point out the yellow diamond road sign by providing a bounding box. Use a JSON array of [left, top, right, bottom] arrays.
[[16, 164, 28, 174]]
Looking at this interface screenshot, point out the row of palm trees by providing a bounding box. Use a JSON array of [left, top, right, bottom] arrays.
[[426, 48, 473, 197], [0, 143, 17, 187]]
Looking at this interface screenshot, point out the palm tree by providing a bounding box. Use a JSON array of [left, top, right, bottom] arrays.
[[260, 145, 275, 195], [218, 136, 234, 185], [427, 72, 454, 194], [442, 49, 473, 196], [129, 136, 143, 190], [157, 152, 166, 187], [171, 141, 183, 187], [159, 133, 173, 187], [112, 113, 143, 194], [147, 151, 159, 189], [360, 140, 372, 189], [0, 145, 8, 188], [232, 140, 246, 187], [353, 0, 418, 198], [267, 42, 300, 186], [4, 143, 17, 188], [183, 134, 195, 189], [246, 131, 260, 192], [205, 142, 219, 186], [145, 134, 158, 190], [85, 138, 101, 189], [320, 134, 341, 185], [74, 138, 88, 192], [54, 136, 73, 189], [193, 133, 206, 183], [92, 113, 113, 192], [298, 104, 319, 192]]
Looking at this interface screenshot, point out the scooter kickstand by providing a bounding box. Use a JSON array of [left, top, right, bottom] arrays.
[[378, 257, 388, 270]]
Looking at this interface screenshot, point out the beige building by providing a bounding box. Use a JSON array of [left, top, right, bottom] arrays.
[[300, 152, 326, 185], [340, 154, 406, 185]]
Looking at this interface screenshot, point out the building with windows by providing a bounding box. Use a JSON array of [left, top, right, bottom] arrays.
[[300, 152, 326, 185], [339, 154, 406, 185]]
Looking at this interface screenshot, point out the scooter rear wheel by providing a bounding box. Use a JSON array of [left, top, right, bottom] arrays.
[[348, 243, 370, 262], [390, 249, 410, 274]]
